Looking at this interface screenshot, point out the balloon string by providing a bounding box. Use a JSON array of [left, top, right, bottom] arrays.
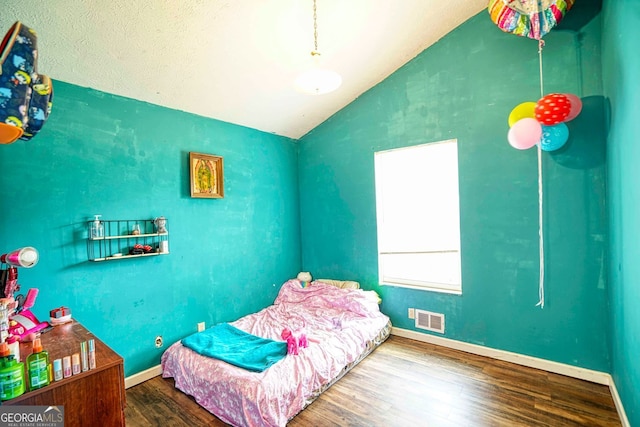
[[536, 38, 545, 309], [538, 39, 545, 98], [536, 144, 545, 309]]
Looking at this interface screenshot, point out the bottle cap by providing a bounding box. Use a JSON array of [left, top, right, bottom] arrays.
[[0, 341, 9, 357], [32, 337, 43, 353]]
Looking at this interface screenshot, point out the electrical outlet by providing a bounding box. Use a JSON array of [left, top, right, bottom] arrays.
[[197, 322, 205, 332], [408, 308, 415, 319], [155, 335, 163, 348]]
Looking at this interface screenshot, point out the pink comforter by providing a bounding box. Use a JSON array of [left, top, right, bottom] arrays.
[[161, 280, 390, 427]]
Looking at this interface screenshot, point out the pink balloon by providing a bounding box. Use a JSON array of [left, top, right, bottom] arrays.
[[508, 118, 542, 150], [564, 94, 583, 121]]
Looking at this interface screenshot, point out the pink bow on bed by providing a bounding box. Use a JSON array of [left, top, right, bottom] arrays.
[[281, 328, 309, 355]]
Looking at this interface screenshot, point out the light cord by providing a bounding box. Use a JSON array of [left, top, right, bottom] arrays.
[[312, 0, 318, 53]]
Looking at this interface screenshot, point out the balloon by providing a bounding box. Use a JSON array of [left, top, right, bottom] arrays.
[[488, 0, 575, 40], [508, 118, 542, 150], [508, 102, 537, 127], [563, 94, 583, 121], [535, 93, 571, 125], [539, 123, 569, 151]]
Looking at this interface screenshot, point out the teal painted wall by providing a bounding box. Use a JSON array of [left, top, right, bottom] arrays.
[[298, 3, 609, 371], [0, 82, 301, 376], [602, 0, 640, 424], [2, 3, 628, 413]]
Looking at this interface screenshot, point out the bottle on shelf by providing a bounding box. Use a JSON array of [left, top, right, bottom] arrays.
[[90, 215, 104, 239], [26, 337, 50, 390]]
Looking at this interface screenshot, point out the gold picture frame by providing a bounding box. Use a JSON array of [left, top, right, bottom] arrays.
[[190, 152, 224, 198]]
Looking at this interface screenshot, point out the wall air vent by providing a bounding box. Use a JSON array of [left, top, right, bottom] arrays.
[[415, 309, 445, 334]]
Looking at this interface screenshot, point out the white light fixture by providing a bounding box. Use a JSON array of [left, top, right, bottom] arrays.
[[295, 0, 342, 95]]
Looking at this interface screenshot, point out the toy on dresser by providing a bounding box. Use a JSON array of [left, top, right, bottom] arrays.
[[0, 247, 51, 342], [3, 288, 50, 341], [49, 306, 72, 325]]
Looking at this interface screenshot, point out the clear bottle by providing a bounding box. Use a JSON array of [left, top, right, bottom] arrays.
[[88, 339, 96, 369], [0, 304, 8, 343], [90, 215, 103, 239], [26, 338, 49, 390]]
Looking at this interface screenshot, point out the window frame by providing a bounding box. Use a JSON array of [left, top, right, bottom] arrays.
[[374, 139, 462, 295]]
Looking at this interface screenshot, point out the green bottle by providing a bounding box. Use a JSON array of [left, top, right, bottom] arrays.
[[0, 342, 25, 400], [26, 338, 49, 390]]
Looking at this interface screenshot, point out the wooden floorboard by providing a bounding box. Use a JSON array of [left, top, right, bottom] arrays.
[[125, 335, 621, 426]]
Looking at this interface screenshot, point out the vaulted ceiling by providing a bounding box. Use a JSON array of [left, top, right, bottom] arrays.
[[2, 1, 487, 139]]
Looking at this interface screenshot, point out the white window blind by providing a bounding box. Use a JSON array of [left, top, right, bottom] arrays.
[[374, 139, 462, 294]]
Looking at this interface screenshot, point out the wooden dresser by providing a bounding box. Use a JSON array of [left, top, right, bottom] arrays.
[[4, 321, 125, 427]]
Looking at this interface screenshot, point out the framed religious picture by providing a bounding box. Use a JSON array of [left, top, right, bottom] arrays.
[[189, 152, 224, 198]]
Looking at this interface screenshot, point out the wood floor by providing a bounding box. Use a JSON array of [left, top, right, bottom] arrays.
[[125, 335, 621, 426]]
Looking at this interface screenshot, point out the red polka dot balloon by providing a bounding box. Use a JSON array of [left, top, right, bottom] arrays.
[[535, 93, 571, 125]]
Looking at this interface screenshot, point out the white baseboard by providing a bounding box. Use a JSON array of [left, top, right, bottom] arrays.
[[608, 376, 631, 427], [124, 364, 162, 389], [391, 327, 610, 384]]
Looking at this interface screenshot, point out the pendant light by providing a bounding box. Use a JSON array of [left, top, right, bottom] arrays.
[[294, 0, 342, 95]]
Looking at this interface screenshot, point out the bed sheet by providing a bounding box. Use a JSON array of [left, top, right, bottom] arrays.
[[161, 279, 391, 427]]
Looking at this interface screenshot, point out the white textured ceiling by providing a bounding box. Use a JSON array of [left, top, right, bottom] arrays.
[[1, 1, 486, 139]]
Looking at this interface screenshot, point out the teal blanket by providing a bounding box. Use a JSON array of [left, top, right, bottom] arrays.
[[181, 323, 287, 372]]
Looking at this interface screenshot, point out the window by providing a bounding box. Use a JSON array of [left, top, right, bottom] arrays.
[[374, 139, 462, 294]]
